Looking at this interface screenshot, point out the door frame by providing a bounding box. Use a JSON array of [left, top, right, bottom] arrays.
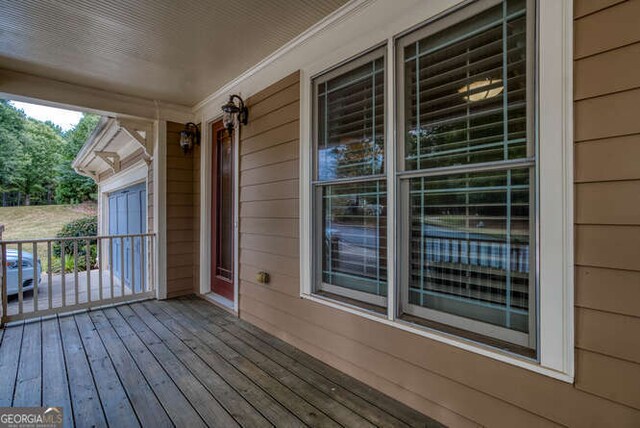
[[200, 115, 240, 313]]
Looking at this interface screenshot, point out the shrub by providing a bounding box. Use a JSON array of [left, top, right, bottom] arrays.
[[53, 216, 98, 271]]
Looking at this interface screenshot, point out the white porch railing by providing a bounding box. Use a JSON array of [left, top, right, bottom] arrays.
[[0, 233, 155, 325]]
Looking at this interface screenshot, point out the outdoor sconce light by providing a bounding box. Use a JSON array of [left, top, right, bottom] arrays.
[[221, 94, 248, 135], [179, 122, 200, 154]]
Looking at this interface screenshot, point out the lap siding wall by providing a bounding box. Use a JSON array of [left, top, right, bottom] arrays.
[[235, 1, 640, 423], [166, 121, 197, 297]]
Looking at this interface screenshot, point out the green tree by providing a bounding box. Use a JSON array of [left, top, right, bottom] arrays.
[[16, 119, 65, 205], [0, 101, 27, 202], [55, 114, 100, 204]]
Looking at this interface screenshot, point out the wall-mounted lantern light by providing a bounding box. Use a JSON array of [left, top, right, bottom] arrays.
[[179, 122, 200, 154], [221, 94, 248, 135]]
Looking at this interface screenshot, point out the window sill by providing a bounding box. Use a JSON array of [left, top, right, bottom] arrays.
[[300, 292, 574, 384]]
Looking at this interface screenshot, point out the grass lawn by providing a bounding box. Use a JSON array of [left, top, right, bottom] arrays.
[[0, 203, 97, 241]]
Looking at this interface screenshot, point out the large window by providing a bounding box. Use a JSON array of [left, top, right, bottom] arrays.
[[307, 0, 573, 370], [397, 0, 535, 351], [313, 47, 387, 309]]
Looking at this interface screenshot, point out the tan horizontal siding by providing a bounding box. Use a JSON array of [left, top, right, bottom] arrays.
[[575, 88, 640, 142], [575, 0, 640, 59], [231, 5, 640, 424], [240, 180, 299, 202], [249, 82, 299, 122], [239, 264, 300, 297], [573, 1, 640, 420], [240, 199, 299, 219], [165, 121, 197, 297], [576, 225, 640, 271], [241, 217, 299, 238], [576, 266, 640, 318], [241, 140, 298, 171], [576, 350, 640, 410], [574, 0, 626, 18], [575, 42, 640, 100], [575, 135, 640, 182], [577, 307, 640, 364], [241, 120, 299, 156], [240, 233, 299, 258], [234, 71, 640, 427], [575, 181, 640, 225], [241, 159, 299, 187]]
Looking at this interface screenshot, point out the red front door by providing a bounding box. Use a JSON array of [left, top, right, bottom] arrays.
[[211, 121, 234, 301]]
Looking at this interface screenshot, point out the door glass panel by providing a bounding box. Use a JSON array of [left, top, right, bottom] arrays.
[[217, 129, 233, 281]]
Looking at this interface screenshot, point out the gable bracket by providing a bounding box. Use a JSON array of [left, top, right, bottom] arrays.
[[95, 151, 121, 173], [120, 123, 152, 162]]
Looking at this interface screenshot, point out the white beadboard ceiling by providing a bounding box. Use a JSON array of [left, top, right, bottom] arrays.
[[0, 0, 348, 106]]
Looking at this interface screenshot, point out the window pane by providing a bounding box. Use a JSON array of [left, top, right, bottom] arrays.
[[321, 180, 387, 300], [317, 57, 385, 180], [404, 0, 528, 171], [406, 168, 532, 335]]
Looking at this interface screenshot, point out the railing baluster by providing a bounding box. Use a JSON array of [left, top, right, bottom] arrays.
[[120, 236, 125, 297], [74, 240, 79, 305], [33, 242, 38, 312], [98, 238, 103, 302], [47, 241, 52, 310], [140, 235, 145, 293], [150, 235, 155, 292], [86, 238, 91, 303], [18, 242, 23, 315], [1, 243, 7, 326], [109, 237, 114, 300], [130, 236, 136, 295], [61, 240, 66, 308]]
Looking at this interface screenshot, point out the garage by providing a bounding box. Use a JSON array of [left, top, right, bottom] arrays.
[[108, 182, 146, 292], [72, 117, 153, 295]]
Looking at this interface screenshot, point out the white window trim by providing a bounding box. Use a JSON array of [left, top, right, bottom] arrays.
[[300, 0, 573, 381]]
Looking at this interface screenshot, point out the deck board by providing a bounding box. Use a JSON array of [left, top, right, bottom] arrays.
[[187, 298, 412, 427], [0, 297, 443, 427], [169, 299, 377, 427], [88, 310, 172, 428], [0, 323, 22, 407], [13, 321, 41, 407], [113, 305, 239, 426], [59, 315, 107, 427], [41, 318, 74, 427], [74, 312, 139, 428], [143, 301, 305, 427]]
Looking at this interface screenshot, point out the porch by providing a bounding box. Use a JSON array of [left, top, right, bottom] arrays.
[[0, 296, 441, 428]]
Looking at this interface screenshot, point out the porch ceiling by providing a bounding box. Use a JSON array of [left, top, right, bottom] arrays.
[[0, 0, 347, 106]]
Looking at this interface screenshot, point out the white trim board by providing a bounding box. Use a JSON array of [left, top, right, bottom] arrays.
[[0, 68, 194, 123], [154, 120, 167, 300]]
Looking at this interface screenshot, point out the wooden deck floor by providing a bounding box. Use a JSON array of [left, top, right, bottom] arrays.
[[0, 296, 442, 428]]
